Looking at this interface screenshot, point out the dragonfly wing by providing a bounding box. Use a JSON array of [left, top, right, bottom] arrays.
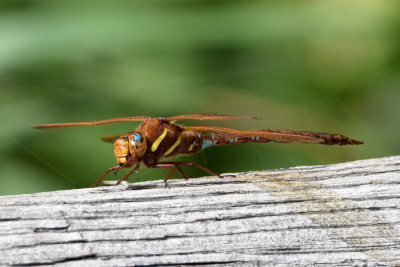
[[182, 126, 324, 144], [33, 116, 151, 129], [101, 134, 125, 143], [165, 114, 261, 122]]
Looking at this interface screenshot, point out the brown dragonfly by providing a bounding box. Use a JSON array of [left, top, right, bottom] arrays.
[[34, 114, 363, 186]]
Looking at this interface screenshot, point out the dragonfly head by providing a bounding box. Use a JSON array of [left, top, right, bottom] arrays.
[[113, 133, 147, 167]]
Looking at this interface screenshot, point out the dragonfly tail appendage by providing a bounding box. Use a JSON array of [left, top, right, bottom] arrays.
[[292, 130, 364, 146]]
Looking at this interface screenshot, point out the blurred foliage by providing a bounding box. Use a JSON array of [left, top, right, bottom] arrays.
[[0, 0, 399, 195]]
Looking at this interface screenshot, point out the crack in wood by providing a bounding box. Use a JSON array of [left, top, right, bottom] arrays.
[[10, 254, 98, 266], [33, 226, 69, 233]]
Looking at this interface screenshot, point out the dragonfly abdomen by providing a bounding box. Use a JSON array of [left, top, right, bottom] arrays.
[[201, 129, 362, 149], [258, 129, 363, 146], [201, 132, 273, 149]]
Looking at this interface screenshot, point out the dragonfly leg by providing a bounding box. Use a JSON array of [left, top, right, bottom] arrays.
[[114, 156, 136, 176], [147, 163, 177, 187], [175, 166, 189, 179], [164, 166, 176, 186], [148, 161, 220, 186], [171, 161, 220, 178], [116, 164, 141, 185], [90, 166, 121, 187]]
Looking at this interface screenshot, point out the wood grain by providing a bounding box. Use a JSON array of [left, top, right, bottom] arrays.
[[1, 156, 399, 266]]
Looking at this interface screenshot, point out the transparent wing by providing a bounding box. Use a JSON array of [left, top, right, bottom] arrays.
[[164, 114, 261, 122], [101, 134, 125, 143], [33, 116, 151, 129], [33, 114, 260, 129]]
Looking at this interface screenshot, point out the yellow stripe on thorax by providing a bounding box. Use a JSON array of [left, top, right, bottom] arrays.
[[151, 128, 168, 152], [164, 135, 181, 156], [188, 140, 196, 151]]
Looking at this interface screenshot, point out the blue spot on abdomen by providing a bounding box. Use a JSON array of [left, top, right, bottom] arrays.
[[202, 139, 217, 149]]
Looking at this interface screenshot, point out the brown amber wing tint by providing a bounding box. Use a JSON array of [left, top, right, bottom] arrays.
[[33, 116, 151, 129], [164, 114, 261, 122], [182, 126, 324, 144]]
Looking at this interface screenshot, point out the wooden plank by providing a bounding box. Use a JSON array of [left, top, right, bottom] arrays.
[[0, 156, 399, 266]]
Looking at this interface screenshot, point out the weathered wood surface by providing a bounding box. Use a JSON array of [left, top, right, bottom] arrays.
[[1, 156, 399, 266]]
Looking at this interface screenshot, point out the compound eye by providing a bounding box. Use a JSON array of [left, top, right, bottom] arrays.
[[129, 133, 147, 157], [133, 133, 143, 143]]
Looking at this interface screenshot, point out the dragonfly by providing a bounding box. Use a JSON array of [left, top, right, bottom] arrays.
[[34, 114, 363, 186]]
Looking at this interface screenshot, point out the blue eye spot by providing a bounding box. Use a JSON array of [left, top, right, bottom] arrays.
[[133, 133, 143, 143]]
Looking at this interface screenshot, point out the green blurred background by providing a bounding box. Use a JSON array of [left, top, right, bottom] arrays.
[[1, 0, 399, 195]]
